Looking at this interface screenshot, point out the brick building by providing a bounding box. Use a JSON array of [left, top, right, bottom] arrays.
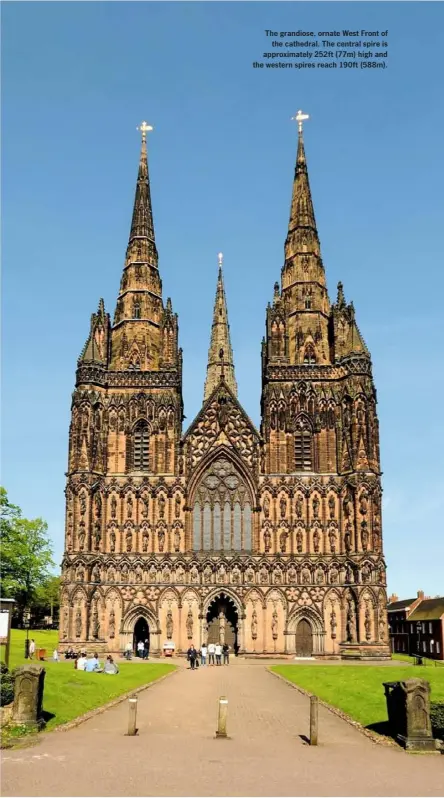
[[388, 593, 444, 660], [59, 115, 389, 658]]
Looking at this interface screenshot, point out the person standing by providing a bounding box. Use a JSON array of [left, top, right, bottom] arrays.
[[187, 644, 198, 670], [29, 639, 36, 660], [208, 641, 216, 666], [143, 638, 149, 659], [124, 641, 132, 660], [215, 642, 222, 666], [200, 643, 208, 666], [137, 639, 144, 658], [222, 642, 230, 665]]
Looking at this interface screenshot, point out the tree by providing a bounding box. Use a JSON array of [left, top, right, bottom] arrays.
[[33, 576, 61, 626], [0, 487, 55, 623]]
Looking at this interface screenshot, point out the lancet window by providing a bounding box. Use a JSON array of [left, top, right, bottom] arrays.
[[192, 457, 253, 552], [133, 420, 149, 470], [294, 417, 313, 471]]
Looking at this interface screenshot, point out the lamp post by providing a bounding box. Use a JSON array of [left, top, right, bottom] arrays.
[[24, 609, 31, 659], [416, 620, 422, 664]]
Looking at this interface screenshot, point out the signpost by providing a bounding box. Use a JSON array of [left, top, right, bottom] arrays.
[[0, 598, 15, 669]]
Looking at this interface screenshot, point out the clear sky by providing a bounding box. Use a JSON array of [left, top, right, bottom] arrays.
[[2, 2, 443, 598]]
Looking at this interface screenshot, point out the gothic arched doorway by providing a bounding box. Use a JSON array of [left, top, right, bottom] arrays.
[[133, 617, 149, 655], [206, 594, 239, 655], [296, 619, 313, 656]]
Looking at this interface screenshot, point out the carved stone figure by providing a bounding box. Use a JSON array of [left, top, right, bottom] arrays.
[[91, 606, 99, 639], [379, 615, 386, 642], [158, 528, 165, 552], [94, 494, 102, 518], [219, 612, 226, 644], [344, 527, 352, 553], [346, 602, 357, 643], [251, 609, 258, 640], [294, 495, 303, 520], [343, 492, 353, 518], [245, 566, 255, 583], [361, 524, 369, 552], [203, 565, 212, 584], [166, 610, 173, 640], [190, 566, 199, 584], [263, 495, 270, 519], [296, 528, 303, 553], [142, 531, 149, 552], [76, 566, 84, 582], [135, 565, 143, 583], [75, 608, 82, 638], [79, 493, 87, 516], [175, 494, 181, 518], [312, 496, 320, 519], [316, 568, 324, 585], [288, 564, 297, 584], [162, 566, 170, 583], [62, 607, 69, 639], [346, 564, 354, 583], [108, 567, 115, 583], [263, 527, 271, 553], [359, 493, 368, 516], [271, 610, 278, 640], [364, 606, 371, 641], [158, 494, 166, 519], [313, 529, 320, 553], [186, 609, 193, 639], [329, 566, 339, 584], [280, 496, 287, 519], [259, 566, 268, 584], [126, 495, 133, 518], [328, 495, 335, 519], [329, 529, 337, 554], [279, 530, 287, 553], [126, 531, 133, 552], [301, 567, 311, 585], [92, 564, 100, 583], [109, 609, 115, 639], [78, 530, 85, 551], [330, 607, 337, 639], [141, 494, 149, 518], [232, 567, 241, 585], [149, 565, 157, 583], [273, 568, 283, 585], [121, 565, 129, 582], [176, 565, 185, 583], [361, 564, 371, 583]]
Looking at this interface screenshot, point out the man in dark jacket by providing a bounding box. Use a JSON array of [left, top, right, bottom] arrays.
[[187, 644, 198, 670]]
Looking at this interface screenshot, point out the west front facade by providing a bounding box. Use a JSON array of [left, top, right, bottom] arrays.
[[59, 115, 390, 659]]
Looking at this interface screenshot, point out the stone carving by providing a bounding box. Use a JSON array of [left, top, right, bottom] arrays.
[[91, 606, 99, 638], [262, 495, 270, 519], [271, 610, 278, 640], [232, 566, 241, 585], [110, 495, 117, 519], [313, 528, 320, 553], [330, 566, 339, 584], [173, 528, 181, 552], [344, 526, 352, 553], [273, 568, 283, 585], [251, 609, 258, 640], [279, 530, 287, 553], [75, 608, 82, 637], [91, 564, 101, 583], [330, 607, 337, 639], [362, 564, 371, 583], [110, 531, 116, 553], [176, 565, 185, 583], [175, 494, 181, 518], [364, 606, 371, 641], [312, 496, 320, 519], [158, 528, 165, 552], [135, 565, 143, 583], [259, 566, 268, 585], [359, 492, 368, 516], [346, 601, 357, 643], [149, 565, 157, 583], [76, 565, 84, 582], [316, 568, 324, 585], [126, 531, 133, 552], [126, 495, 133, 518], [295, 496, 303, 519], [361, 523, 369, 552], [158, 494, 166, 519], [141, 494, 149, 518], [109, 609, 115, 639], [343, 491, 353, 519], [245, 566, 255, 583], [12, 665, 46, 729], [219, 612, 226, 644], [142, 531, 149, 552], [280, 496, 287, 518], [166, 610, 173, 640], [203, 565, 212, 584], [301, 567, 311, 585], [263, 527, 271, 553], [162, 565, 170, 583], [186, 609, 193, 639], [328, 495, 335, 519], [383, 679, 436, 751], [190, 565, 199, 584], [296, 528, 303, 553], [78, 530, 85, 551], [288, 564, 297, 584], [79, 493, 87, 516], [329, 529, 337, 554]]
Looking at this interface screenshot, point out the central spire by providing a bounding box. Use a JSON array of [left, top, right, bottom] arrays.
[[204, 253, 238, 401], [285, 110, 320, 262]]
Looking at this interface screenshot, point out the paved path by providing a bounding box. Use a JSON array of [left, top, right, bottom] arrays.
[[2, 659, 443, 797]]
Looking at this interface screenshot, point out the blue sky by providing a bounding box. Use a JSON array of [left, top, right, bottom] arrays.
[[2, 2, 443, 598]]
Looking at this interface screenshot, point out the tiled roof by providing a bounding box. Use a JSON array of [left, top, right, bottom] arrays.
[[387, 598, 416, 612], [409, 598, 444, 621]]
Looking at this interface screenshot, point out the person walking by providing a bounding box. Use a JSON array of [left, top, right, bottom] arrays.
[[143, 638, 150, 659], [137, 639, 144, 658], [208, 641, 216, 666], [28, 639, 36, 660], [222, 642, 230, 665], [124, 641, 132, 660], [200, 643, 208, 666], [187, 644, 198, 670], [215, 642, 222, 666]]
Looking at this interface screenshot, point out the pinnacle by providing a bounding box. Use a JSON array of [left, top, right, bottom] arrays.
[[204, 258, 238, 401]]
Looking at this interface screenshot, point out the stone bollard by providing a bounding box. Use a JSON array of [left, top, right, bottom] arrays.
[[309, 695, 318, 746], [127, 697, 138, 736], [215, 696, 228, 738], [12, 664, 46, 730], [383, 678, 437, 751]]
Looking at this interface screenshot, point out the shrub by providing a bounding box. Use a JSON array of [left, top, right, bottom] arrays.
[[431, 702, 444, 740], [0, 662, 14, 707]]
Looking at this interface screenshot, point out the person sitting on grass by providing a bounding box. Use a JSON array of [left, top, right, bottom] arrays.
[[76, 653, 87, 670], [85, 652, 101, 672], [103, 655, 119, 675], [53, 649, 60, 662]]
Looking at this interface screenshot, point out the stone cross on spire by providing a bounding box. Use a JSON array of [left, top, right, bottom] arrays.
[[292, 109, 309, 135], [204, 253, 238, 401], [136, 120, 153, 141]]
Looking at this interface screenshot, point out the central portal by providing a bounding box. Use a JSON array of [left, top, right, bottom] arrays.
[[206, 594, 239, 654]]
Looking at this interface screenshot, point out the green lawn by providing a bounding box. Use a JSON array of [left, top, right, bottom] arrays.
[[3, 630, 176, 732], [271, 665, 444, 730]]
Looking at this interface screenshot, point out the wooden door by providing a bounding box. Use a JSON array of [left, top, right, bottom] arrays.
[[296, 619, 313, 656]]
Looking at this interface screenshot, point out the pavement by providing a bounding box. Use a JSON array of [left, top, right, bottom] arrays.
[[1, 657, 443, 797]]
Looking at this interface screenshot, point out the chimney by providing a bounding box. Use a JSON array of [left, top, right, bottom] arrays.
[[389, 593, 398, 604], [417, 590, 424, 600]]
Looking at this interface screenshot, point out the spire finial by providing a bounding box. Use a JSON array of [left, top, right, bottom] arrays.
[[218, 252, 223, 269], [292, 109, 309, 135], [136, 120, 153, 142]]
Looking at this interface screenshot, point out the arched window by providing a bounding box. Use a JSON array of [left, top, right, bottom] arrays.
[[303, 344, 316, 365], [133, 421, 149, 470], [295, 418, 313, 471], [192, 457, 253, 552], [133, 298, 141, 319]]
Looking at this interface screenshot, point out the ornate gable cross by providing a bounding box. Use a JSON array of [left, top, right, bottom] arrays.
[[292, 109, 309, 134], [137, 120, 153, 142]]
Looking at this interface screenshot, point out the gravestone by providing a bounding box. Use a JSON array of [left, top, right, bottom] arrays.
[[383, 678, 436, 751], [12, 664, 46, 729]]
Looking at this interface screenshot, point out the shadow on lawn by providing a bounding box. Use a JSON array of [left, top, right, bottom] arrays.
[[41, 710, 56, 725], [365, 720, 392, 737]]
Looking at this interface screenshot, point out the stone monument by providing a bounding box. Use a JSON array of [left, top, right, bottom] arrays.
[[383, 678, 437, 751], [12, 664, 46, 729]]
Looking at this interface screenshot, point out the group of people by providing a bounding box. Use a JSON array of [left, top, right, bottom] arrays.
[[186, 642, 230, 669], [67, 650, 119, 674]]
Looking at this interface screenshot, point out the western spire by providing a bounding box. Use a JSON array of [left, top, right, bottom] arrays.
[[285, 110, 321, 264], [204, 253, 238, 401], [126, 120, 158, 268]]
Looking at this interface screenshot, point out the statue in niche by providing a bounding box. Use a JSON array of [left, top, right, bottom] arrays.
[[174, 528, 181, 552], [330, 607, 337, 639], [329, 567, 339, 584], [91, 606, 99, 639], [361, 564, 371, 583], [92, 564, 101, 583], [344, 527, 352, 553], [295, 496, 303, 519], [263, 527, 271, 553], [346, 564, 354, 584], [364, 606, 371, 641], [245, 566, 255, 583], [78, 529, 85, 551], [158, 528, 165, 552], [190, 566, 199, 584], [141, 494, 149, 518], [288, 564, 297, 584], [316, 568, 324, 585], [126, 531, 133, 553], [343, 404, 352, 430], [328, 495, 335, 519], [110, 495, 117, 519], [219, 612, 226, 644], [279, 530, 288, 553], [301, 567, 311, 585], [313, 529, 320, 554], [142, 531, 149, 552], [296, 528, 303, 553], [203, 565, 212, 584], [108, 567, 115, 583], [62, 607, 69, 639], [149, 565, 157, 583], [175, 494, 181, 518], [135, 565, 143, 584], [178, 453, 184, 475], [162, 566, 170, 584], [232, 567, 241, 585], [76, 566, 84, 582], [251, 609, 258, 640], [176, 565, 185, 583], [273, 569, 283, 585], [126, 495, 133, 519], [373, 519, 381, 551], [280, 496, 287, 519], [94, 494, 102, 518], [312, 496, 320, 519], [75, 608, 82, 638], [359, 493, 368, 516], [343, 492, 353, 519], [329, 529, 337, 554], [158, 495, 166, 519], [217, 564, 226, 584], [346, 602, 357, 643], [109, 609, 115, 639], [263, 495, 270, 519], [379, 615, 386, 642], [79, 493, 87, 516], [94, 523, 101, 552], [186, 609, 194, 639], [259, 566, 268, 584], [271, 610, 278, 640], [260, 447, 266, 473], [361, 524, 369, 552], [166, 610, 173, 640], [109, 530, 116, 553]]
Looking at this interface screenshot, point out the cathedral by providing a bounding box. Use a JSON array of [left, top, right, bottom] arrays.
[[59, 114, 389, 658]]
